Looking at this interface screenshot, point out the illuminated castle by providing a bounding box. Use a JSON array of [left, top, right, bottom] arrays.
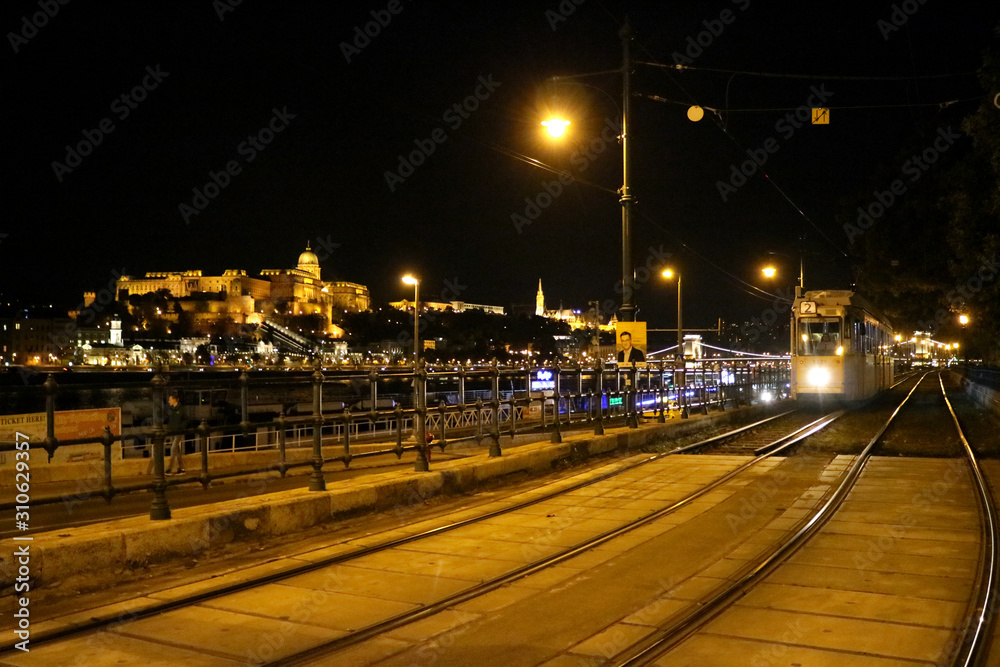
[[92, 244, 370, 335]]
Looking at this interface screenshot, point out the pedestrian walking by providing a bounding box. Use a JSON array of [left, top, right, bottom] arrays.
[[165, 391, 186, 475]]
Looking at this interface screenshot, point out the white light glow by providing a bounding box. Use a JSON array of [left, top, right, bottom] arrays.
[[807, 367, 830, 387]]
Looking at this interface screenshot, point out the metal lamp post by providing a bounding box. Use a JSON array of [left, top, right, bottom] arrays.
[[662, 269, 682, 357], [402, 274, 428, 471], [402, 275, 420, 366], [542, 18, 636, 322], [959, 314, 969, 366]]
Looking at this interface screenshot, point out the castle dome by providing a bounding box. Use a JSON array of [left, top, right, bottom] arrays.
[[297, 243, 321, 278], [298, 244, 319, 267]]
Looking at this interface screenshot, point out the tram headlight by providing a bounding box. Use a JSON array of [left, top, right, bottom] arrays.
[[836, 346, 843, 356], [807, 367, 830, 386]]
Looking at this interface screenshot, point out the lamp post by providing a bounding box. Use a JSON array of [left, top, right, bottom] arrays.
[[402, 275, 420, 366], [402, 274, 428, 471], [764, 252, 804, 296], [661, 269, 682, 358], [959, 314, 969, 366], [542, 18, 636, 322]]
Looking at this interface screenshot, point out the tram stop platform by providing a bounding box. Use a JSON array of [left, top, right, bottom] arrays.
[[1, 403, 779, 602]]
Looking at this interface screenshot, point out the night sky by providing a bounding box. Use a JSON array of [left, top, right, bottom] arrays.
[[3, 1, 997, 333]]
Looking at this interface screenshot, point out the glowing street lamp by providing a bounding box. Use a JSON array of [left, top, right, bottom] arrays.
[[402, 275, 420, 366], [662, 269, 682, 358], [402, 273, 428, 472], [958, 314, 969, 365], [541, 118, 571, 138], [761, 266, 777, 279]]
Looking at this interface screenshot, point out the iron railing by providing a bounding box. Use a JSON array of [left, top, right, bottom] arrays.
[[0, 358, 789, 520]]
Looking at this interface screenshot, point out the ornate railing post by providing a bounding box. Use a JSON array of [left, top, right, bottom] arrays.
[[594, 360, 605, 436], [277, 411, 288, 476], [551, 364, 562, 443], [239, 370, 250, 439], [437, 401, 448, 452], [489, 358, 501, 448], [393, 404, 404, 458], [457, 363, 467, 411], [309, 360, 326, 491], [149, 367, 171, 520], [198, 419, 210, 488], [413, 359, 429, 471], [656, 360, 666, 423], [343, 407, 353, 468], [101, 425, 114, 502], [44, 374, 58, 461], [678, 358, 690, 419], [627, 364, 638, 429]]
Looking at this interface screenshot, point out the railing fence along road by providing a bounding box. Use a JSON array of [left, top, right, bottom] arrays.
[[0, 358, 789, 520]]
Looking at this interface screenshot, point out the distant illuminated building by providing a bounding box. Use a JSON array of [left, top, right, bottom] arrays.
[[389, 300, 504, 315], [534, 279, 611, 331], [102, 244, 370, 336]]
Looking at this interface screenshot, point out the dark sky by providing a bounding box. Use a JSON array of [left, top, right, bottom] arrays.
[[3, 1, 997, 331]]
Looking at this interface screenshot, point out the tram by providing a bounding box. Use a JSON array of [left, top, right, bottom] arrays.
[[790, 290, 893, 401]]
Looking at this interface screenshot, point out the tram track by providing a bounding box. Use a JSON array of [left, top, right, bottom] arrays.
[[0, 409, 832, 663], [608, 371, 999, 666], [14, 376, 990, 667]]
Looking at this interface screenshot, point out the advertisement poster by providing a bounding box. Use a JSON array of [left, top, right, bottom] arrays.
[[0, 407, 121, 465], [615, 322, 648, 366]]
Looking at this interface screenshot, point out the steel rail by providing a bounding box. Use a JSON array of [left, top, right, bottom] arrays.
[[611, 371, 931, 665], [265, 411, 839, 666], [0, 409, 796, 654], [940, 374, 999, 667]]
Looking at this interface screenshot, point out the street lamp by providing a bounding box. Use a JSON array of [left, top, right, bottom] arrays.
[[541, 118, 571, 138], [764, 252, 804, 296], [959, 314, 969, 366], [662, 269, 682, 358], [541, 19, 636, 322], [402, 274, 420, 366], [402, 274, 429, 471]]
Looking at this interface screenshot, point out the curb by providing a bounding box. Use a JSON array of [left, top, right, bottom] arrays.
[[1, 404, 778, 593]]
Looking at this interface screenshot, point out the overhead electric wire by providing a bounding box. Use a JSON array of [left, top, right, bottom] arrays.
[[639, 92, 983, 113], [636, 61, 980, 81], [622, 32, 851, 259]]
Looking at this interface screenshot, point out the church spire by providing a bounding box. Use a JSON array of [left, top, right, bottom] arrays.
[[536, 279, 545, 317]]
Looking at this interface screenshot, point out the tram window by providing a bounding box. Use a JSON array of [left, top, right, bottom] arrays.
[[797, 317, 841, 355]]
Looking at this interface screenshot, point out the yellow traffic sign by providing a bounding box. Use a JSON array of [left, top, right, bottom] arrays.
[[812, 108, 829, 124]]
